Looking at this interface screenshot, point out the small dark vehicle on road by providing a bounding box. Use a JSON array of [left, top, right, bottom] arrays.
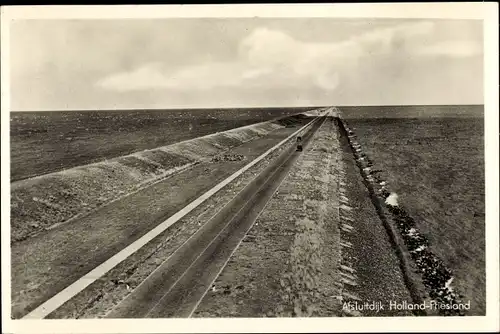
[[296, 136, 303, 152]]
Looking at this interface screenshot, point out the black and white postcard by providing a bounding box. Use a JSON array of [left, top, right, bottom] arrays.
[[1, 3, 498, 333]]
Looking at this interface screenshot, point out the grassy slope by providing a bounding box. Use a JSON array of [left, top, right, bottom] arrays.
[[346, 117, 485, 314], [11, 117, 314, 244]]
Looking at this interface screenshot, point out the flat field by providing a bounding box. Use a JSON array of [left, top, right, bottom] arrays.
[[10, 107, 314, 181], [345, 111, 485, 315]]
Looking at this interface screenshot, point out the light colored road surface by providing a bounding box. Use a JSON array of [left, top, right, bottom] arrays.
[[105, 117, 325, 318]]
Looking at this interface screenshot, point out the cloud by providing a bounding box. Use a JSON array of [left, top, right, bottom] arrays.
[[98, 62, 245, 91], [96, 21, 481, 98]]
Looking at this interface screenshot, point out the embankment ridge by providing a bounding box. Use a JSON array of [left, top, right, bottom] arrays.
[[11, 111, 324, 243]]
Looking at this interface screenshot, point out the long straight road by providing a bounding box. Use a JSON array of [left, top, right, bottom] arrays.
[[105, 116, 326, 318], [15, 114, 320, 319]]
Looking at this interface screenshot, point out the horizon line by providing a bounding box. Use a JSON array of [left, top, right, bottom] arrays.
[[10, 103, 485, 113]]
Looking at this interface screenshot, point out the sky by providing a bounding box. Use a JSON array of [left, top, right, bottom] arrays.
[[10, 18, 484, 111]]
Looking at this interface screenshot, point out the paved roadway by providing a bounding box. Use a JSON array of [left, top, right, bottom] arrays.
[[106, 116, 326, 318]]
